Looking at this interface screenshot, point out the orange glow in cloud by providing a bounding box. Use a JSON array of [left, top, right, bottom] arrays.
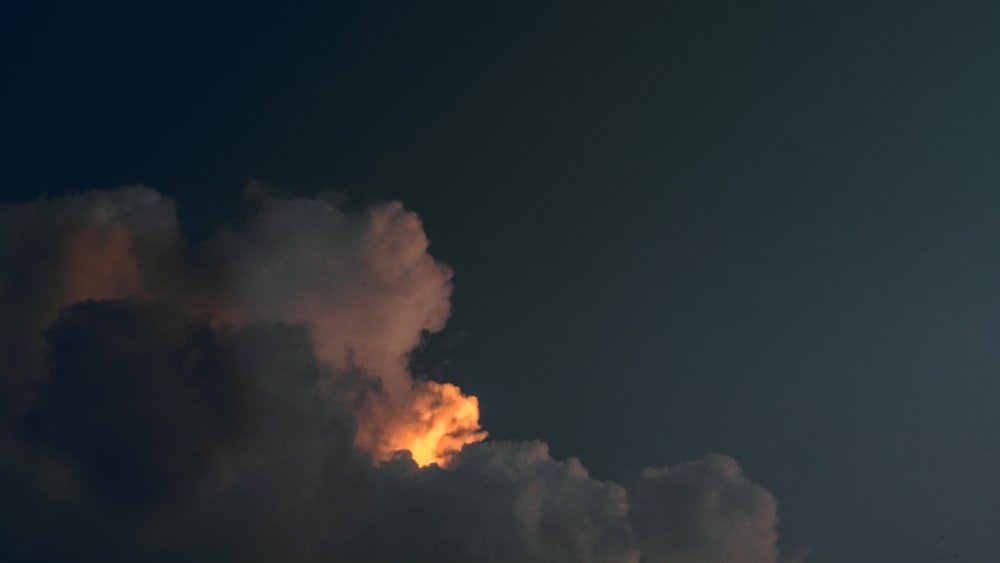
[[355, 381, 487, 467], [62, 224, 144, 304]]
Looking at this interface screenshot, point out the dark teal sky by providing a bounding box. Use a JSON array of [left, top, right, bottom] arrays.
[[4, 2, 1000, 561]]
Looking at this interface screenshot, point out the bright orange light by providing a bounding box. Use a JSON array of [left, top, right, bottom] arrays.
[[355, 381, 487, 467]]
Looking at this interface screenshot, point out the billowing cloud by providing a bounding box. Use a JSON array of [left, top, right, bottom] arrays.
[[197, 189, 454, 395], [631, 455, 781, 563], [356, 380, 488, 467], [0, 186, 800, 562], [364, 441, 638, 563]]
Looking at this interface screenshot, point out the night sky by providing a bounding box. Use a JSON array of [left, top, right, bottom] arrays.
[[3, 2, 1000, 562]]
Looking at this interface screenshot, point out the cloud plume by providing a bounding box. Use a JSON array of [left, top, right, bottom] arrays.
[[0, 186, 797, 562]]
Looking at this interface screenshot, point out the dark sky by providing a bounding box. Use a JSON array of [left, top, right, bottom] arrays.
[[4, 2, 1000, 561]]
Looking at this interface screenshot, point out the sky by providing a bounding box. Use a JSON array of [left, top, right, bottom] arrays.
[[2, 2, 1000, 562]]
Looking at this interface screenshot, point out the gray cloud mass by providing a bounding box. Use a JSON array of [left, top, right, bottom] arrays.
[[0, 186, 797, 562]]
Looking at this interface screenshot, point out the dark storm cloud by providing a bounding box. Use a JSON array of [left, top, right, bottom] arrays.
[[3, 298, 368, 562], [0, 187, 797, 562], [0, 187, 182, 417]]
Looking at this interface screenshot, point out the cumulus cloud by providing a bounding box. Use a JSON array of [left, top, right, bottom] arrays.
[[197, 189, 454, 395], [631, 455, 782, 563], [0, 186, 799, 562], [375, 440, 639, 563]]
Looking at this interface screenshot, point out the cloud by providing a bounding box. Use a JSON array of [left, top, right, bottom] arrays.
[[363, 441, 639, 563], [630, 454, 782, 563], [0, 186, 181, 422], [0, 186, 799, 562], [197, 188, 454, 395]]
